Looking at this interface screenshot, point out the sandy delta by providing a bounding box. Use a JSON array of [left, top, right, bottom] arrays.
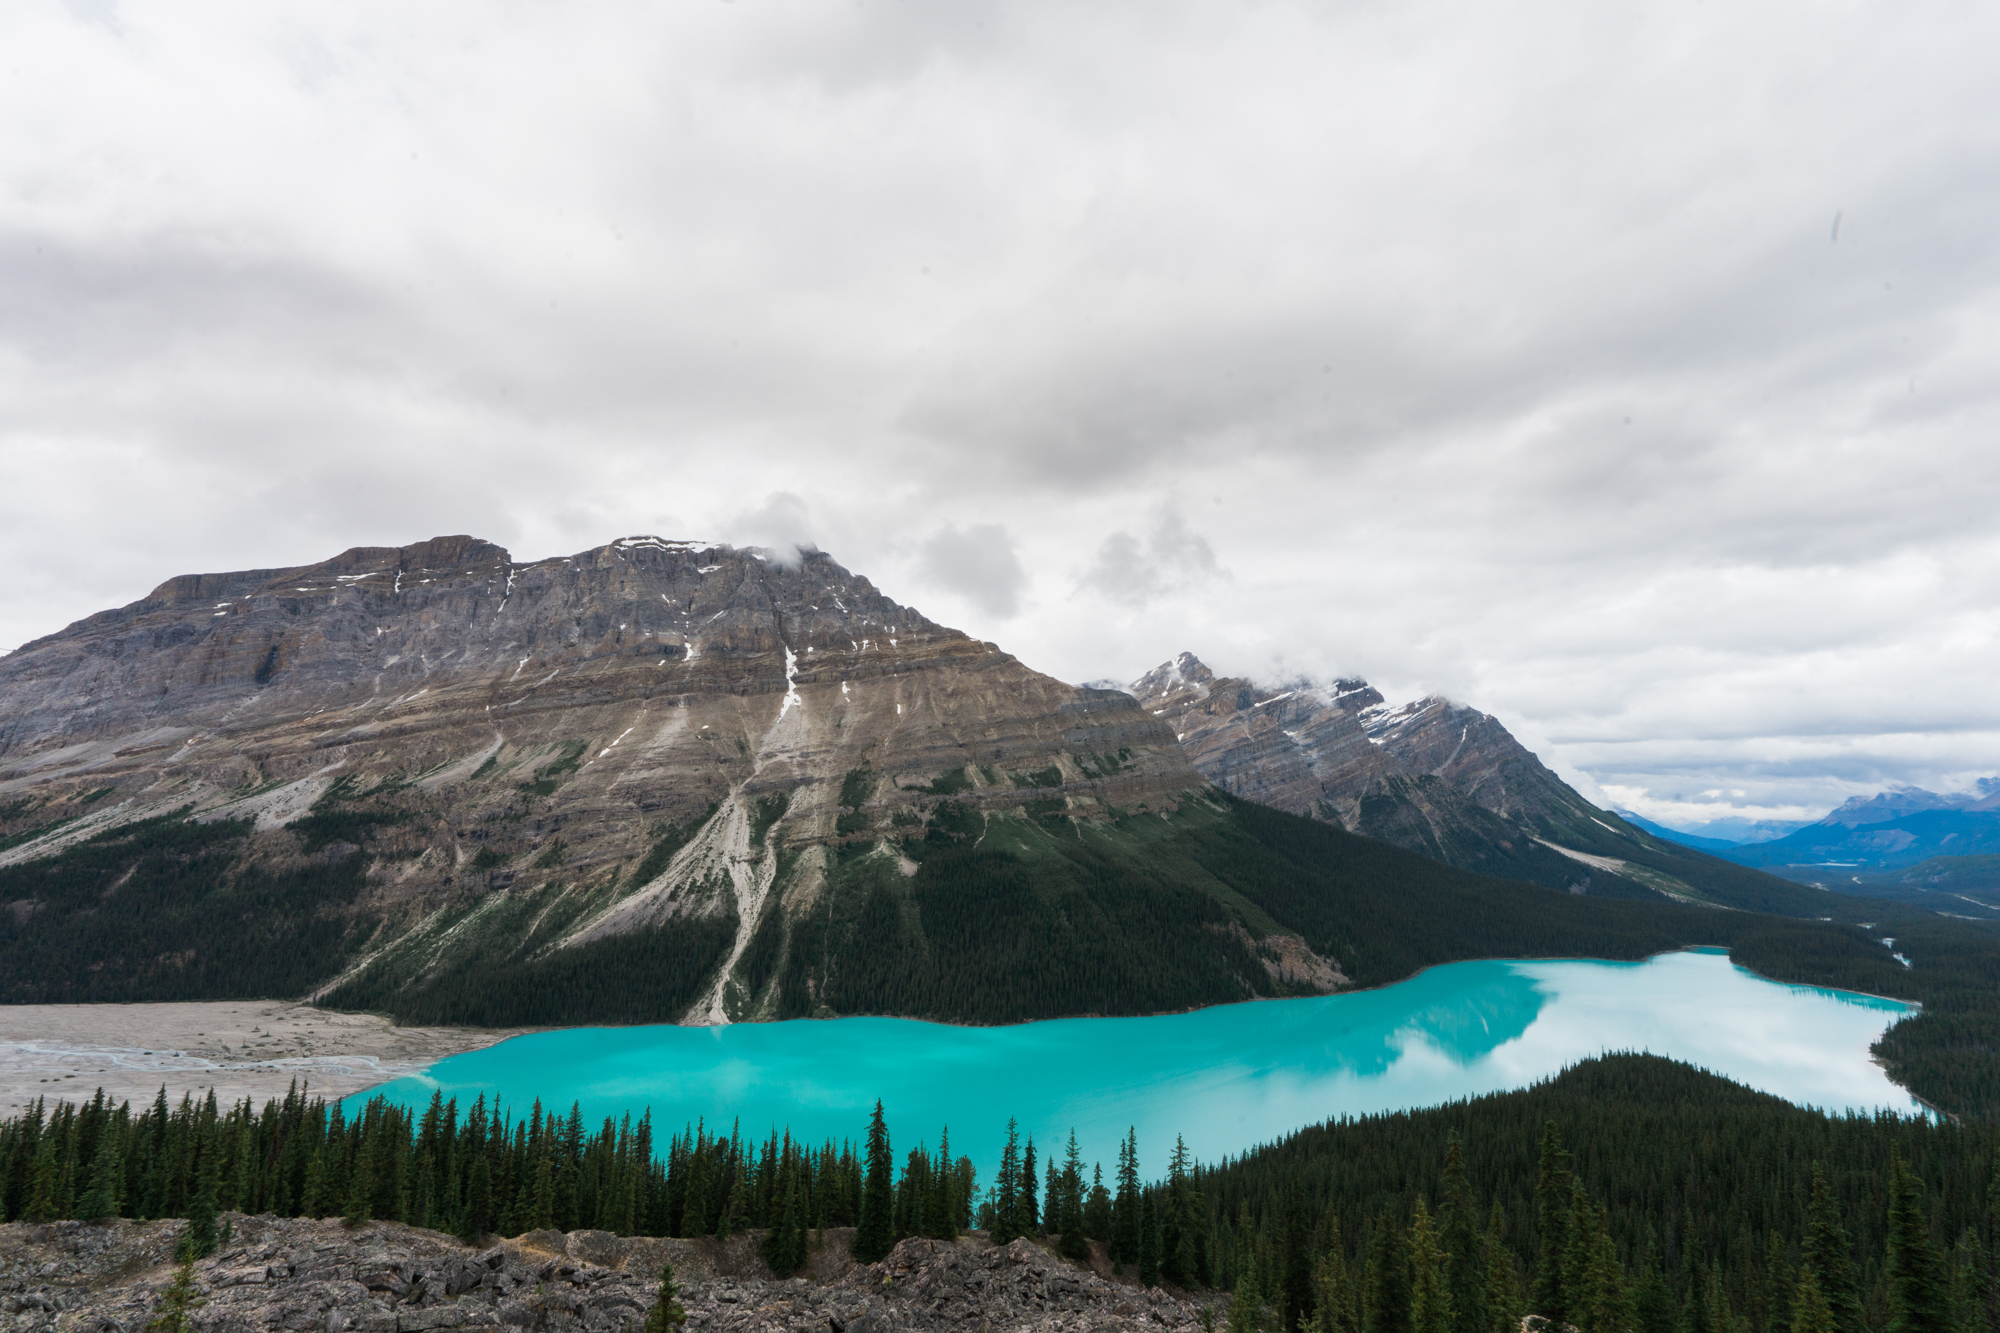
[[0, 1001, 527, 1113]]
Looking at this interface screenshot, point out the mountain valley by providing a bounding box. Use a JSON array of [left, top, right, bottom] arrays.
[[0, 535, 1967, 1051]]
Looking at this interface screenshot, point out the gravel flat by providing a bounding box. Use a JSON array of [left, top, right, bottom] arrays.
[[0, 1000, 529, 1113]]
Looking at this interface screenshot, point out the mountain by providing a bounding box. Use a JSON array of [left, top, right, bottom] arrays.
[[1817, 781, 2000, 827], [1611, 812, 1809, 849], [1612, 811, 1747, 853], [2, 535, 1893, 1029], [1126, 652, 1839, 917], [0, 534, 1222, 1021], [1722, 808, 2000, 874]]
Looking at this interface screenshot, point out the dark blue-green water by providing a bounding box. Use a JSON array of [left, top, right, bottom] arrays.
[[352, 949, 1916, 1175]]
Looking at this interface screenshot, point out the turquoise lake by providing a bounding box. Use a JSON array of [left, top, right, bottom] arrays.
[[353, 949, 1919, 1177]]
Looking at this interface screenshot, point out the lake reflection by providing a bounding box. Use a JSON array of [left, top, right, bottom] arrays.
[[353, 949, 1918, 1175]]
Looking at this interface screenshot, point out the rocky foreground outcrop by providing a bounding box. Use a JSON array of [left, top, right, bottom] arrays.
[[0, 1217, 1212, 1333]]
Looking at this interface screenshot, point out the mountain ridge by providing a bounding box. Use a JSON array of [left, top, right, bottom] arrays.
[[1119, 652, 1844, 918]]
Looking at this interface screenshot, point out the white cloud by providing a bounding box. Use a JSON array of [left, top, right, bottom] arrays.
[[1, 0, 1997, 818], [919, 522, 1029, 620]]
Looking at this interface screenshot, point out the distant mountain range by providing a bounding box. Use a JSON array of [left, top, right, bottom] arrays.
[[1612, 813, 1808, 848], [1617, 782, 2000, 914]]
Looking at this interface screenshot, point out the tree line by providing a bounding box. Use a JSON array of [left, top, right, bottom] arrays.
[[3, 1051, 1996, 1333]]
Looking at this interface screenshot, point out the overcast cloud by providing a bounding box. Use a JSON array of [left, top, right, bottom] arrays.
[[3, 0, 1997, 827]]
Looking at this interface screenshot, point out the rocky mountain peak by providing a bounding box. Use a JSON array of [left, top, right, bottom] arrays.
[[0, 534, 1209, 1023], [1126, 652, 1618, 885]]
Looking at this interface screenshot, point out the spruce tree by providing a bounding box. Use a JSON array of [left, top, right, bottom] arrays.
[[1801, 1167, 1866, 1333], [1484, 1203, 1523, 1333], [1114, 1130, 1141, 1269], [77, 1127, 122, 1222], [1140, 1190, 1163, 1287], [1791, 1268, 1839, 1333], [1885, 1149, 1950, 1333], [1410, 1198, 1453, 1333], [643, 1262, 686, 1333], [763, 1167, 806, 1277], [1230, 1264, 1266, 1333], [1579, 1208, 1631, 1333], [343, 1132, 375, 1227], [1086, 1163, 1112, 1243], [177, 1154, 219, 1263], [852, 1101, 895, 1263], [1530, 1122, 1574, 1323], [1019, 1137, 1039, 1238], [1315, 1213, 1358, 1333], [993, 1119, 1021, 1245], [147, 1259, 205, 1333], [1440, 1137, 1489, 1333], [716, 1141, 748, 1240], [1059, 1132, 1089, 1262], [1365, 1207, 1414, 1333], [929, 1128, 957, 1240], [464, 1154, 493, 1242], [26, 1131, 60, 1223], [1277, 1178, 1315, 1333]]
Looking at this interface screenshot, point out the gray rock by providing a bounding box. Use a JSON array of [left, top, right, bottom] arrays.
[[0, 1219, 1219, 1333]]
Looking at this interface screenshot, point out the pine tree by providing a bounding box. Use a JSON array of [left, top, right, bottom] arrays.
[[852, 1101, 895, 1264], [1885, 1149, 1950, 1333], [643, 1262, 687, 1332]]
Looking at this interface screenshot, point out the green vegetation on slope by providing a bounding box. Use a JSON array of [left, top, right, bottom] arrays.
[[3, 1051, 1992, 1333], [773, 792, 1860, 1027], [1202, 1053, 1993, 1333], [0, 811, 375, 1002]]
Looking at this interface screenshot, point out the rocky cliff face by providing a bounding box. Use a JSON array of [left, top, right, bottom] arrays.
[[1126, 652, 1617, 881], [0, 1216, 1212, 1333], [1124, 652, 1823, 912], [0, 537, 1210, 1022]]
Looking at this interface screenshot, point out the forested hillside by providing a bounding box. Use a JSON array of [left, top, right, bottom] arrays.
[[3, 1054, 1991, 1333]]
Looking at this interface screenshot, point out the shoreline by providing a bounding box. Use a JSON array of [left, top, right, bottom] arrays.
[[4, 942, 1924, 1115], [0, 999, 533, 1114]]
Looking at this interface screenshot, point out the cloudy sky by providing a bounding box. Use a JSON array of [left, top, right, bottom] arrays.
[[3, 0, 1997, 829]]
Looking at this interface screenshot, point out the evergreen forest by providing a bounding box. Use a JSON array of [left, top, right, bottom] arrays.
[[3, 1053, 1996, 1333]]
